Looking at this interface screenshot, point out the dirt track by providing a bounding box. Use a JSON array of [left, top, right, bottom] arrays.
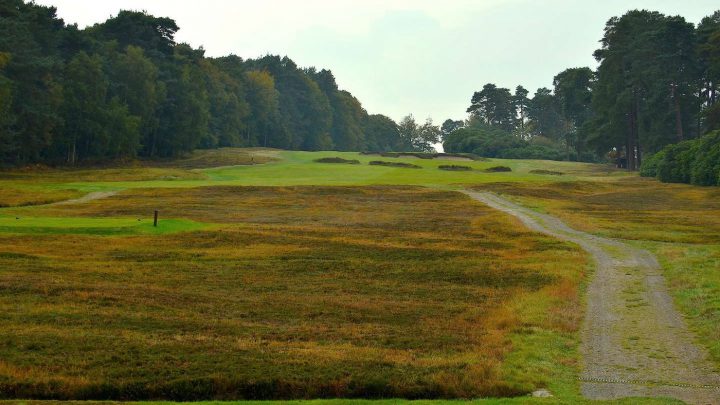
[[464, 190, 720, 404], [51, 191, 117, 206]]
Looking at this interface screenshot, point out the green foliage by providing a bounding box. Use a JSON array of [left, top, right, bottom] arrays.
[[440, 119, 464, 136], [590, 10, 700, 170], [397, 115, 441, 152], [690, 130, 720, 185], [443, 125, 566, 161], [459, 8, 720, 167], [529, 169, 564, 175], [0, 1, 407, 166], [313, 157, 360, 164], [656, 141, 697, 183], [484, 166, 512, 173], [443, 126, 522, 158], [639, 151, 665, 178], [364, 114, 403, 152], [438, 165, 472, 171], [647, 131, 720, 186], [467, 84, 516, 132], [368, 161, 421, 169]]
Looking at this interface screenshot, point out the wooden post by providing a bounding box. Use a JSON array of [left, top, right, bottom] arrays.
[[153, 210, 158, 227]]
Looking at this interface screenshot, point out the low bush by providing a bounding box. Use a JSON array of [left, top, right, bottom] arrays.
[[640, 130, 720, 186], [369, 152, 482, 160], [485, 166, 512, 173], [313, 157, 360, 164], [690, 131, 720, 186], [443, 126, 571, 161], [438, 165, 472, 171], [368, 161, 421, 169], [639, 151, 665, 178], [529, 169, 564, 175]]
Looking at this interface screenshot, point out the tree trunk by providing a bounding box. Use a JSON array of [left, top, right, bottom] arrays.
[[626, 91, 640, 171], [671, 83, 684, 141], [68, 140, 76, 165]]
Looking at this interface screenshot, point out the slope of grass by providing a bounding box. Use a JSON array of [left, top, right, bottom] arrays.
[[0, 148, 274, 207], [0, 150, 628, 195]]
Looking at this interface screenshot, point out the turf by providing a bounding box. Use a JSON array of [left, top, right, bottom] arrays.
[[0, 216, 208, 235], [0, 150, 628, 196]]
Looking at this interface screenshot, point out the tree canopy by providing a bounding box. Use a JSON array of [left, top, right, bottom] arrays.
[[444, 8, 720, 172], [0, 1, 413, 166]]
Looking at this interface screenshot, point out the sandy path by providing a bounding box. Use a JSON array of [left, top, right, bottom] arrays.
[[51, 191, 117, 206], [464, 190, 720, 404]]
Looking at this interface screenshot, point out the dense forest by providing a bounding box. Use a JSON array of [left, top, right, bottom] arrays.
[[444, 9, 720, 184], [3, 2, 720, 184], [0, 0, 444, 166]]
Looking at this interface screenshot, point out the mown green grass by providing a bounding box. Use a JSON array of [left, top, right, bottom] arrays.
[[0, 216, 209, 235], [4, 151, 628, 196]]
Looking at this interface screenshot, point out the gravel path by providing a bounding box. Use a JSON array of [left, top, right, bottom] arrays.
[[464, 190, 720, 404], [51, 191, 117, 206]]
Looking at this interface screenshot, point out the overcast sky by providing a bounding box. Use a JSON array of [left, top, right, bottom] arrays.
[[35, 0, 720, 124]]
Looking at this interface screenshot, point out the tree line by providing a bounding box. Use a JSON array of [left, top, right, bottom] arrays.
[[0, 1, 438, 166], [444, 9, 720, 173]]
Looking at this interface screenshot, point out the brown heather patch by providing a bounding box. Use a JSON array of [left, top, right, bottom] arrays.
[[0, 187, 83, 208], [0, 186, 585, 400]]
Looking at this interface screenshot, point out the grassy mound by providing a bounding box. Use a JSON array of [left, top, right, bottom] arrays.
[[485, 166, 512, 173], [314, 157, 360, 164], [438, 165, 473, 171], [530, 169, 564, 175], [368, 161, 421, 169], [361, 152, 483, 160]]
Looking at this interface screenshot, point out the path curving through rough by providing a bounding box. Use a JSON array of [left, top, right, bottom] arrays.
[[50, 191, 118, 206], [464, 190, 720, 404]]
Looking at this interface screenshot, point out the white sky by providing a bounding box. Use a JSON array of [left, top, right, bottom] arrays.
[[35, 0, 720, 124]]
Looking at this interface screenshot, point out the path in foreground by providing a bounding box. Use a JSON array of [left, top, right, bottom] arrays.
[[464, 191, 720, 404]]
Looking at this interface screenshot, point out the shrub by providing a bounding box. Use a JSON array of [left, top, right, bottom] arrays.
[[646, 130, 720, 186], [639, 151, 665, 178], [529, 169, 563, 175], [690, 130, 720, 186], [485, 166, 512, 172], [438, 165, 472, 171], [443, 126, 569, 161], [368, 161, 421, 169], [370, 152, 482, 160], [313, 157, 360, 164], [656, 141, 699, 184]]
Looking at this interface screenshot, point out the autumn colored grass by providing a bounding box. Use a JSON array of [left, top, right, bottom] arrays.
[[0, 149, 692, 404], [0, 185, 590, 401]]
